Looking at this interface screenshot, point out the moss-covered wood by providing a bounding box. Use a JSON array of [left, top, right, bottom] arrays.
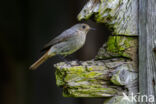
[[78, 0, 138, 36], [55, 59, 137, 97], [96, 36, 137, 61], [54, 0, 138, 103]]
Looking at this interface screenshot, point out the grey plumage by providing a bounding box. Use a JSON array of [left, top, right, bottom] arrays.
[[42, 24, 87, 51], [30, 23, 92, 70]]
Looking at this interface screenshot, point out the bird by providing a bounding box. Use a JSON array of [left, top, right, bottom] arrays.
[[29, 23, 95, 70]]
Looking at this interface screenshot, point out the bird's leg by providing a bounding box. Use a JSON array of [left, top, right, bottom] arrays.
[[57, 55, 68, 62], [57, 55, 71, 66], [74, 59, 82, 66], [66, 54, 82, 65], [57, 55, 82, 66]]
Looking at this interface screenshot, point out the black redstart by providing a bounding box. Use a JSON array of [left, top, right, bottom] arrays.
[[29, 23, 94, 70]]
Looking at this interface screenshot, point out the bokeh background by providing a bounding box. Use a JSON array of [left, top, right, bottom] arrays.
[[1, 0, 110, 104]]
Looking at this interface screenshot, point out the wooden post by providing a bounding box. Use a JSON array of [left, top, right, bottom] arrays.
[[139, 0, 156, 103]]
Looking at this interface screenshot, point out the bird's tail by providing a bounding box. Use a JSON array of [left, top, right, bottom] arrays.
[[29, 51, 55, 70]]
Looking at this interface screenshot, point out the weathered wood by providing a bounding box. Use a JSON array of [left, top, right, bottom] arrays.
[[55, 59, 137, 97], [103, 96, 137, 104], [96, 36, 138, 69], [54, 0, 138, 103], [78, 0, 138, 36], [139, 0, 156, 103]]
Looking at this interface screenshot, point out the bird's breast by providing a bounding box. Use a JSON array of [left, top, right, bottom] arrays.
[[72, 33, 86, 47], [60, 33, 86, 55]]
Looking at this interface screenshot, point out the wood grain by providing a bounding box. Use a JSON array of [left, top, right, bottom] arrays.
[[139, 0, 156, 103]]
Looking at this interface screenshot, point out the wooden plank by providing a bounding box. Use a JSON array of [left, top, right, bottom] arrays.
[[139, 0, 156, 103]]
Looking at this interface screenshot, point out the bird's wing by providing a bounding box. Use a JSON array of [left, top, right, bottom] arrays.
[[41, 29, 78, 52]]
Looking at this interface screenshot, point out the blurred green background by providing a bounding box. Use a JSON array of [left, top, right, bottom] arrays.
[[1, 0, 109, 104]]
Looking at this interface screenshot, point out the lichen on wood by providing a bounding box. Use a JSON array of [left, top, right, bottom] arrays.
[[78, 0, 138, 36], [54, 59, 137, 97], [96, 36, 138, 60]]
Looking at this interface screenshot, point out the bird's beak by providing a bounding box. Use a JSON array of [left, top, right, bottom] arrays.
[[90, 27, 96, 30]]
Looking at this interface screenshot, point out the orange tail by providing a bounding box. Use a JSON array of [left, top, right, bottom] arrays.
[[29, 51, 55, 70]]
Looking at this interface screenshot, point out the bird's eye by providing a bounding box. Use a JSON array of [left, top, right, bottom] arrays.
[[82, 25, 86, 29]]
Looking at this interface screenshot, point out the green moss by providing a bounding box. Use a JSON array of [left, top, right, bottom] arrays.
[[64, 87, 118, 97], [110, 71, 122, 86], [84, 72, 102, 78], [55, 68, 65, 86], [77, 12, 93, 21], [96, 36, 136, 60], [64, 68, 103, 82], [55, 64, 121, 97], [63, 66, 85, 72], [107, 36, 118, 53]]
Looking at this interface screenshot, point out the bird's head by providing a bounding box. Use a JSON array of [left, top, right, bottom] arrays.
[[75, 23, 95, 34]]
